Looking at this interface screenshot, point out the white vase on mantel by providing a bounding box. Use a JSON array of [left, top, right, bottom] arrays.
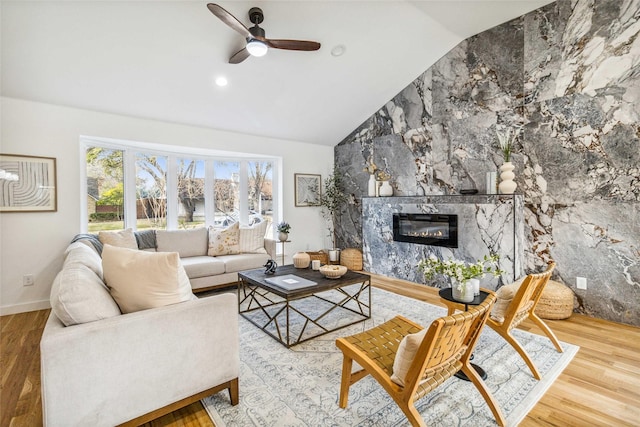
[[379, 180, 393, 197], [498, 162, 517, 194], [368, 174, 377, 197], [452, 280, 475, 303]]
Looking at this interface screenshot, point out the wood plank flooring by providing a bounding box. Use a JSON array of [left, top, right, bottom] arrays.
[[2, 274, 639, 426]]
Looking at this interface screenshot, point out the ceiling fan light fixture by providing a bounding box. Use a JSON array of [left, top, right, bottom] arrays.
[[246, 39, 268, 57]]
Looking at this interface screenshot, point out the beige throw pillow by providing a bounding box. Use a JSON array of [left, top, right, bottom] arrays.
[[390, 328, 428, 387], [490, 278, 524, 323], [102, 245, 194, 314], [208, 223, 240, 256], [98, 228, 138, 250], [239, 221, 268, 254]]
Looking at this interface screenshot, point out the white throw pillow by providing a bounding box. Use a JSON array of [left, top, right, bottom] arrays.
[[208, 223, 240, 256], [98, 228, 138, 250], [64, 241, 104, 280], [102, 245, 194, 314], [390, 328, 428, 387], [239, 221, 268, 254]]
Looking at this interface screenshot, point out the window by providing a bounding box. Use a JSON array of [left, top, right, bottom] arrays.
[[82, 138, 279, 237]]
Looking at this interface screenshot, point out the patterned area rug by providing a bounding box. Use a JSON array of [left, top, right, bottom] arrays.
[[202, 286, 578, 426]]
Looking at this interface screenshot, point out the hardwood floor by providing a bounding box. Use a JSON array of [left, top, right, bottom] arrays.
[[2, 274, 639, 426]]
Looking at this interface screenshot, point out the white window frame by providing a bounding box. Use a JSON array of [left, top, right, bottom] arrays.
[[80, 135, 281, 233]]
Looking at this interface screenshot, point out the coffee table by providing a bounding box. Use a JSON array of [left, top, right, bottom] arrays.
[[238, 265, 371, 347]]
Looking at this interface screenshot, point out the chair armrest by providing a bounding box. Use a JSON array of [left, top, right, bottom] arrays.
[[41, 293, 239, 427]]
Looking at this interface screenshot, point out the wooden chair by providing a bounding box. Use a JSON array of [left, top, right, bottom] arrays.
[[487, 262, 563, 380], [335, 292, 505, 427]]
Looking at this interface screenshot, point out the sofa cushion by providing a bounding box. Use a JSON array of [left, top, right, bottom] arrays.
[[102, 245, 195, 314], [180, 256, 226, 279], [134, 229, 157, 250], [208, 223, 240, 256], [390, 328, 428, 387], [50, 263, 121, 326], [156, 228, 208, 257], [64, 241, 104, 280], [219, 253, 270, 273], [98, 228, 138, 250], [239, 221, 268, 254]]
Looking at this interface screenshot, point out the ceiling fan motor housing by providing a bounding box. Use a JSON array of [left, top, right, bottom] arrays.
[[248, 7, 264, 25]]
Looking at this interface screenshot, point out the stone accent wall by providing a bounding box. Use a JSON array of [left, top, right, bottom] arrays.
[[334, 0, 640, 326]]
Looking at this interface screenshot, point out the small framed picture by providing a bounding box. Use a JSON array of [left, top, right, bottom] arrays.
[[294, 173, 321, 207], [0, 154, 57, 212]]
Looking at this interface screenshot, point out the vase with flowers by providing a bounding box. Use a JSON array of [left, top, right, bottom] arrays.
[[276, 221, 291, 242], [363, 156, 378, 197], [496, 126, 521, 194], [418, 254, 504, 302]]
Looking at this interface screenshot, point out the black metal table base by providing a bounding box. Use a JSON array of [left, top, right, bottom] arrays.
[[454, 363, 487, 381]]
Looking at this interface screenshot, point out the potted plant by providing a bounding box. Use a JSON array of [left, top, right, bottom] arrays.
[[319, 168, 347, 262], [418, 254, 503, 302], [495, 125, 522, 194], [276, 221, 291, 242]]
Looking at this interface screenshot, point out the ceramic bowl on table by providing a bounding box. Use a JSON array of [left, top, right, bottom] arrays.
[[319, 264, 347, 279]]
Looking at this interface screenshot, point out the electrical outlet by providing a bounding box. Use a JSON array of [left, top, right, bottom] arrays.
[[23, 274, 34, 286], [576, 277, 587, 290]]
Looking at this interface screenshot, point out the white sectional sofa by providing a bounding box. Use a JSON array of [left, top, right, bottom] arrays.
[[41, 225, 275, 426]]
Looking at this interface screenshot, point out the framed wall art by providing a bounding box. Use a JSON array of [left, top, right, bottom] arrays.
[[294, 173, 321, 207], [0, 154, 57, 212]]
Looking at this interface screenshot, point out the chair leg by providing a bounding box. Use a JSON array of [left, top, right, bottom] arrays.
[[398, 401, 427, 427], [228, 377, 239, 405], [461, 362, 506, 427], [339, 355, 354, 408], [530, 313, 563, 353], [502, 330, 542, 380]]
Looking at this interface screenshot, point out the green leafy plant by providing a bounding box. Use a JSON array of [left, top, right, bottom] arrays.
[[319, 168, 347, 249], [418, 254, 504, 290], [276, 221, 291, 233], [496, 125, 521, 162]]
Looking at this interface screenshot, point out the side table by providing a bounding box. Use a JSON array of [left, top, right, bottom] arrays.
[[439, 288, 489, 381], [279, 240, 290, 265]]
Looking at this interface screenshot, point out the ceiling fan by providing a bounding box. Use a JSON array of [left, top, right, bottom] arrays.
[[207, 3, 321, 64]]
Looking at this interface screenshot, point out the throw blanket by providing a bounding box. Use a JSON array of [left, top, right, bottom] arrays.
[[71, 234, 103, 255]]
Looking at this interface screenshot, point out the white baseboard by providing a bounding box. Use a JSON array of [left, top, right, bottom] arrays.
[[0, 299, 51, 316]]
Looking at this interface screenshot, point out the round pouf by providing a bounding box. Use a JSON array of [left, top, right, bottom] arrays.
[[535, 280, 575, 320], [340, 248, 363, 271], [292, 252, 311, 269]]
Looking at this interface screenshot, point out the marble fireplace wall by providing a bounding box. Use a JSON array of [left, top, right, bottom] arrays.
[[334, 0, 640, 326], [363, 195, 524, 290]]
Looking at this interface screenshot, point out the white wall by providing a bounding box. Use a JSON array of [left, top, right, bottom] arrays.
[[0, 97, 334, 314]]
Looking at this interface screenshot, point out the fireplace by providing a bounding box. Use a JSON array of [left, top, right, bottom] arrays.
[[393, 213, 458, 248]]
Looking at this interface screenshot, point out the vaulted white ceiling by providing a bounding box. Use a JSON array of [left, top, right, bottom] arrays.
[[1, 1, 553, 146]]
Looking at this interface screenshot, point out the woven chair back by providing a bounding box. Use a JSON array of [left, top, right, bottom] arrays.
[[503, 262, 556, 330]]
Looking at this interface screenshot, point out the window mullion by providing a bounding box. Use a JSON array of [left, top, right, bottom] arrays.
[[205, 159, 215, 227], [238, 161, 248, 225], [123, 150, 137, 230], [166, 156, 178, 229]]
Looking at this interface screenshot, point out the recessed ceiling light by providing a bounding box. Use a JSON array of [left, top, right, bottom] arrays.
[[331, 44, 346, 57], [215, 76, 228, 87]]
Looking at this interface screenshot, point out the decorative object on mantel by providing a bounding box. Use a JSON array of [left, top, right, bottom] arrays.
[[363, 155, 378, 197], [485, 171, 497, 194], [263, 259, 277, 274], [320, 168, 347, 259], [496, 125, 521, 195], [319, 264, 347, 279], [0, 154, 57, 212], [418, 254, 504, 303], [376, 170, 393, 197], [276, 221, 291, 242], [292, 251, 311, 269]]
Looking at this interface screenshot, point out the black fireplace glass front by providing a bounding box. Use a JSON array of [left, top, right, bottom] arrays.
[[393, 213, 458, 248]]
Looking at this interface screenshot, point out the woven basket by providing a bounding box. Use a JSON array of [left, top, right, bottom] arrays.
[[535, 280, 575, 320], [340, 248, 363, 271], [319, 264, 347, 279], [306, 251, 328, 265]]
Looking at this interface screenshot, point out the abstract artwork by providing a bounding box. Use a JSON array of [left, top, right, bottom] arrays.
[[0, 154, 57, 212], [294, 173, 321, 207]]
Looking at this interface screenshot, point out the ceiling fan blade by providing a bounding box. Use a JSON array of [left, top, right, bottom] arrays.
[[207, 3, 251, 39], [229, 47, 251, 64], [263, 38, 321, 51]]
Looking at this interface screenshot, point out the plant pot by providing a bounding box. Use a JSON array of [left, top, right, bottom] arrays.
[[379, 180, 393, 197], [452, 280, 474, 303], [278, 232, 289, 242]]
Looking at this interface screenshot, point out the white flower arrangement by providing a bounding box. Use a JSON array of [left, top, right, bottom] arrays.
[[496, 125, 521, 162], [418, 254, 503, 292]]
